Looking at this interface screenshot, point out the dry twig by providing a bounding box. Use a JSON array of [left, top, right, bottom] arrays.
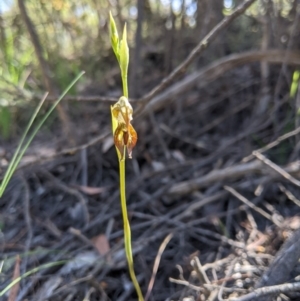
[[243, 126, 300, 162], [167, 160, 262, 196], [145, 233, 173, 301], [232, 282, 300, 301], [138, 50, 300, 116], [278, 183, 300, 207], [8, 256, 21, 301], [224, 185, 281, 227], [253, 151, 300, 187]]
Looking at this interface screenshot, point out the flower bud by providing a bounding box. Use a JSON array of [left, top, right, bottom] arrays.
[[109, 12, 120, 61], [119, 24, 129, 79]]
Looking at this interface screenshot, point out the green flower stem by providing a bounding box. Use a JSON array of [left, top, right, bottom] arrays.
[[109, 13, 143, 300], [122, 73, 128, 98], [119, 159, 144, 301]]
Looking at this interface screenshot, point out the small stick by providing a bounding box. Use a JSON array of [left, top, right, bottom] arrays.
[[69, 227, 95, 249], [278, 183, 300, 207], [243, 126, 300, 162], [253, 151, 300, 187], [224, 185, 281, 227], [232, 282, 300, 301], [218, 258, 238, 301], [191, 256, 212, 300], [8, 256, 21, 301], [144, 233, 173, 301], [191, 256, 210, 285]]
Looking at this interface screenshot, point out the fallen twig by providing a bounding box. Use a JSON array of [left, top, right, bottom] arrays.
[[232, 282, 300, 301], [253, 151, 300, 187], [167, 159, 300, 197], [224, 185, 281, 227], [8, 256, 21, 301], [145, 233, 173, 301], [167, 160, 262, 196], [243, 126, 300, 162], [138, 50, 300, 117]]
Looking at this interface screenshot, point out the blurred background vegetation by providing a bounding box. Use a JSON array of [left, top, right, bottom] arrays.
[[0, 0, 299, 140]]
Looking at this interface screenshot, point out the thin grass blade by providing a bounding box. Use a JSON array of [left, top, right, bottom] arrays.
[[0, 71, 85, 197], [0, 93, 48, 196], [0, 260, 66, 297]]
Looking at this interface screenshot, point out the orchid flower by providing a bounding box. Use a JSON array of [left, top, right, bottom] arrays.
[[111, 96, 137, 160]]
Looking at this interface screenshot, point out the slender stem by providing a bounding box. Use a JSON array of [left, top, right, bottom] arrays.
[[119, 159, 144, 301], [122, 73, 128, 98]]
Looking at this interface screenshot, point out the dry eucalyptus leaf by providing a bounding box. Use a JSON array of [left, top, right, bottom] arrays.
[[92, 234, 110, 257]]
